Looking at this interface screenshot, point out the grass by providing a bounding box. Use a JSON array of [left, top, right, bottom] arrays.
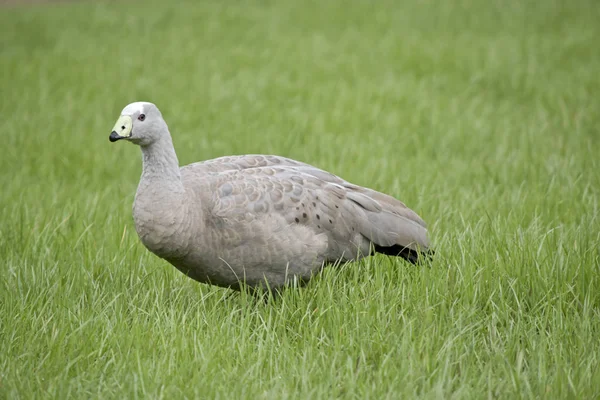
[[1, 0, 599, 398]]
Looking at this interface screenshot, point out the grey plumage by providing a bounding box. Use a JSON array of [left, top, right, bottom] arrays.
[[109, 102, 432, 291]]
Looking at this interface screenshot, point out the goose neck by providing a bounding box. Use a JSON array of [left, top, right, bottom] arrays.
[[140, 137, 182, 185]]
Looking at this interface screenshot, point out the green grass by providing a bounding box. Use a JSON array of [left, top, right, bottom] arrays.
[[1, 0, 599, 398]]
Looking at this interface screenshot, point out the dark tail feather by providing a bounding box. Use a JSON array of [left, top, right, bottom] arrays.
[[373, 244, 434, 264]]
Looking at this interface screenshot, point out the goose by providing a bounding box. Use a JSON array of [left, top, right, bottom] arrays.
[[109, 101, 432, 292]]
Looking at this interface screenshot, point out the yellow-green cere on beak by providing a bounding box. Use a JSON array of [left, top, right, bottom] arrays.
[[109, 115, 133, 142]]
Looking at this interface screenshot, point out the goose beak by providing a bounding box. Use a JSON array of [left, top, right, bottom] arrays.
[[109, 115, 133, 142], [109, 131, 124, 142]]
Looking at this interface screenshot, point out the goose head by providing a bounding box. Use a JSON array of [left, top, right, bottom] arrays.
[[109, 102, 168, 147]]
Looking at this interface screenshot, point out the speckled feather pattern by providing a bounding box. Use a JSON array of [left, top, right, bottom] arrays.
[[115, 102, 431, 291]]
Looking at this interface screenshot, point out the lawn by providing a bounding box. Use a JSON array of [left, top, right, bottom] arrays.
[[1, 0, 599, 398]]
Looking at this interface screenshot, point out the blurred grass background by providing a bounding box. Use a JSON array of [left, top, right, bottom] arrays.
[[1, 0, 599, 398]]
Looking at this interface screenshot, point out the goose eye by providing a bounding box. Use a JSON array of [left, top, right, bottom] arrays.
[[138, 114, 146, 121]]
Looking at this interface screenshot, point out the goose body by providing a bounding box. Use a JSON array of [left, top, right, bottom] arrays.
[[109, 102, 432, 291]]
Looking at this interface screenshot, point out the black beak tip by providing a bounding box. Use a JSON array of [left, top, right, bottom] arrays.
[[109, 131, 121, 142]]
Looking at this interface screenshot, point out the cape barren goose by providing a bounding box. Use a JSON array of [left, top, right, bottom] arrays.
[[109, 101, 432, 292]]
